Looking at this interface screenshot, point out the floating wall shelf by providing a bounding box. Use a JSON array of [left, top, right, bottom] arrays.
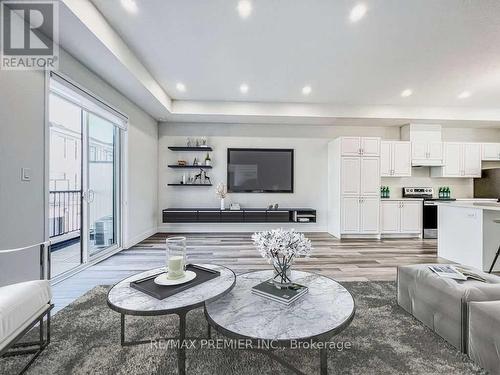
[[168, 165, 212, 169], [167, 184, 213, 187], [168, 146, 213, 151]]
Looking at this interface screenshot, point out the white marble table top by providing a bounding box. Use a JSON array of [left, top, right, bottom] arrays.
[[107, 264, 236, 315], [205, 270, 355, 342]]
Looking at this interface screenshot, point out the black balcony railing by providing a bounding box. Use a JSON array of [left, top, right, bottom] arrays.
[[49, 190, 81, 238]]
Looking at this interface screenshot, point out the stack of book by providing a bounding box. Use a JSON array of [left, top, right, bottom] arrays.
[[428, 265, 486, 282], [251, 279, 308, 305]]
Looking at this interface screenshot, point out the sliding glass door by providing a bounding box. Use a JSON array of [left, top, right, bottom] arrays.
[[49, 74, 124, 277], [85, 113, 119, 258]]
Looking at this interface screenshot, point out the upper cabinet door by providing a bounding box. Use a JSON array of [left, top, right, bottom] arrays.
[[341, 157, 361, 196], [443, 143, 462, 177], [482, 143, 500, 161], [392, 142, 412, 176], [341, 137, 362, 156], [463, 143, 481, 177], [361, 137, 381, 156], [380, 141, 392, 177], [428, 142, 443, 161], [412, 141, 427, 160], [400, 201, 422, 233], [360, 157, 380, 196]]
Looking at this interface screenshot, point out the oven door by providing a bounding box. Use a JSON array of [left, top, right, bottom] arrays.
[[423, 202, 438, 239]]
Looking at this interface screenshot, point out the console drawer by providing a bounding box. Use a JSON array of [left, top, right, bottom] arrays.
[[244, 211, 267, 222], [198, 211, 221, 222], [163, 210, 198, 223], [267, 211, 290, 222], [221, 210, 244, 222]]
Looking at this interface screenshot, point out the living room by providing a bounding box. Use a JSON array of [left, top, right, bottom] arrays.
[[1, 1, 500, 374]]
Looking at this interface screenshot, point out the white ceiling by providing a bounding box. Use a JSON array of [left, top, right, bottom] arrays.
[[90, 0, 500, 107]]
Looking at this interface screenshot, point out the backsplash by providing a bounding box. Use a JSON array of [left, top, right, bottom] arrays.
[[381, 167, 474, 199]]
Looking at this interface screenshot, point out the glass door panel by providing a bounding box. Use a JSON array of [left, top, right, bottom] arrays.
[[86, 113, 118, 257]]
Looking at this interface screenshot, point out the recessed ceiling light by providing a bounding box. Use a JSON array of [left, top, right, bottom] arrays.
[[401, 89, 413, 97], [350, 3, 367, 23], [176, 83, 186, 92], [237, 0, 253, 19], [240, 83, 249, 94], [302, 85, 312, 95], [458, 91, 471, 99], [121, 0, 138, 13]]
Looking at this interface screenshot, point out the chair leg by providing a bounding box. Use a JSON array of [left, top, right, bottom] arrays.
[[488, 245, 500, 273]]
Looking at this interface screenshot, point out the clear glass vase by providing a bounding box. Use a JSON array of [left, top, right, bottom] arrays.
[[272, 258, 292, 289], [166, 236, 187, 280]]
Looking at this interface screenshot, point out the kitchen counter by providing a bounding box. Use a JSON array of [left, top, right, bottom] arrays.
[[380, 198, 424, 201], [437, 202, 500, 272]]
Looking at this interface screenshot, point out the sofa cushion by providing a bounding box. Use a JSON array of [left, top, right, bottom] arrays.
[[0, 280, 52, 347], [468, 300, 500, 375], [397, 264, 500, 351]]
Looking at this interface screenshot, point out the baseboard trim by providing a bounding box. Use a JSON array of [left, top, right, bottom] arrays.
[[124, 227, 158, 249]]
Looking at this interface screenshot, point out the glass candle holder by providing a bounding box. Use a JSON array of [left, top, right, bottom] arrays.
[[166, 236, 187, 280]]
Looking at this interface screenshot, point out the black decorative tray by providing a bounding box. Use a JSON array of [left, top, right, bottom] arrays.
[[130, 264, 220, 300]]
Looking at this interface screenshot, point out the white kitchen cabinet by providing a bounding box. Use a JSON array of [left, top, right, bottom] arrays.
[[482, 143, 500, 161], [340, 137, 380, 157], [380, 141, 411, 177], [360, 197, 380, 233], [360, 157, 381, 195], [431, 143, 481, 178], [411, 141, 443, 166], [381, 200, 422, 236], [341, 157, 361, 195], [342, 197, 380, 234]]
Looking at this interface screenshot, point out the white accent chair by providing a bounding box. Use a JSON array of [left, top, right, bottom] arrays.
[[0, 242, 53, 374]]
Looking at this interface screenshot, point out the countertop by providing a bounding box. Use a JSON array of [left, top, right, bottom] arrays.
[[437, 201, 500, 211], [380, 198, 424, 201]]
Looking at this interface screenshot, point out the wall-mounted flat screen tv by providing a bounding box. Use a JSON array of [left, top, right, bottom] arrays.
[[227, 148, 294, 193]]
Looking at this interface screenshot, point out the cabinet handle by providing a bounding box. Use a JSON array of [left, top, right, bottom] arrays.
[[358, 148, 362, 155]]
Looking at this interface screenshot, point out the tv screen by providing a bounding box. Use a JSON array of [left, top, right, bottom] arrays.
[[227, 148, 294, 193]]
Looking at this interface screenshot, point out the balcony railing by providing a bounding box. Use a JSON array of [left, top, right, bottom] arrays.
[[49, 190, 81, 238]]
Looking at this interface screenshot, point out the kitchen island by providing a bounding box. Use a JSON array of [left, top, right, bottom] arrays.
[[438, 201, 500, 272]]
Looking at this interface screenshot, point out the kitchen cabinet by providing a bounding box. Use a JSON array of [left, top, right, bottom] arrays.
[[342, 196, 380, 234], [431, 143, 481, 178], [381, 200, 422, 236], [381, 141, 411, 177], [411, 141, 443, 166], [481, 143, 500, 161], [340, 137, 380, 157], [329, 137, 381, 238]]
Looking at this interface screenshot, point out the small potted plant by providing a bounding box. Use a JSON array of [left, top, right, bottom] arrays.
[[215, 182, 228, 210], [252, 229, 312, 288]]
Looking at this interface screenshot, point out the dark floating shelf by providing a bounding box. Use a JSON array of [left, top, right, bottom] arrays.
[[168, 146, 213, 152], [167, 183, 213, 187], [168, 165, 212, 169]]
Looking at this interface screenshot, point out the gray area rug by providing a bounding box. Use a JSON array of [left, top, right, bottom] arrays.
[[0, 282, 485, 375]]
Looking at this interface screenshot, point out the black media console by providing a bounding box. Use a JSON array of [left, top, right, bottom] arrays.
[[162, 208, 316, 223]]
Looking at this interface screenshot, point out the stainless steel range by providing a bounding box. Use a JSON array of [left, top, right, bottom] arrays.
[[402, 187, 456, 239]]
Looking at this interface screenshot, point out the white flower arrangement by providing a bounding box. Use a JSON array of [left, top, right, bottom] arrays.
[[215, 182, 228, 199], [252, 229, 312, 284]]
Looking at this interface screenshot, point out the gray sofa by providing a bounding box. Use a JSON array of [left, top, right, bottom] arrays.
[[468, 300, 500, 375], [397, 264, 500, 352]]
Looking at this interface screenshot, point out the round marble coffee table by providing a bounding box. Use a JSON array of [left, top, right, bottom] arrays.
[[204, 270, 355, 375], [107, 264, 235, 375]]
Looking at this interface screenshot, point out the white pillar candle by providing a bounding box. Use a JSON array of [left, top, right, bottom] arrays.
[[167, 255, 185, 280]]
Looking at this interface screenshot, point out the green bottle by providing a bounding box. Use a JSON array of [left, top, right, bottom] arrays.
[[438, 187, 443, 199], [386, 186, 390, 199]]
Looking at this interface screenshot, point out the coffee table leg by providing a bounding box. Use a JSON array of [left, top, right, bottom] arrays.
[[178, 312, 186, 375], [207, 323, 211, 338], [320, 348, 327, 375], [120, 314, 125, 346]]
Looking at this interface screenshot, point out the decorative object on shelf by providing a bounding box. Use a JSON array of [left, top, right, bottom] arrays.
[[193, 157, 199, 166], [200, 137, 208, 147], [165, 236, 187, 280], [182, 173, 186, 185], [230, 203, 241, 210], [215, 182, 228, 210], [195, 138, 200, 147], [187, 138, 193, 147], [268, 204, 274, 210], [252, 229, 312, 289], [274, 203, 279, 210], [194, 168, 211, 185], [177, 160, 187, 166], [204, 152, 212, 166]]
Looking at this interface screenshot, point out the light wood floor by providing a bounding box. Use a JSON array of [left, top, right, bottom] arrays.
[[52, 232, 444, 313]]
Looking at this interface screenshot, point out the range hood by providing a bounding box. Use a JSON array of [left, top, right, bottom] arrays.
[[401, 124, 444, 167]]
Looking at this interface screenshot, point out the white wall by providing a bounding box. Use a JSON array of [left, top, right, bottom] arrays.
[[158, 123, 500, 232], [158, 123, 399, 232], [0, 49, 158, 285]]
